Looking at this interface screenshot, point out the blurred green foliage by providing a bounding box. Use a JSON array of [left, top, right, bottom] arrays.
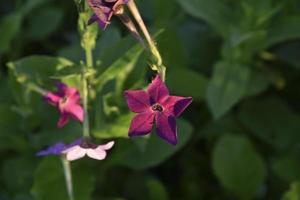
[[1, 0, 300, 199]]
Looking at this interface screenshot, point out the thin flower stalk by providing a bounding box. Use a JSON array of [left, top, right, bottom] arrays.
[[61, 157, 75, 200], [127, 0, 165, 80]]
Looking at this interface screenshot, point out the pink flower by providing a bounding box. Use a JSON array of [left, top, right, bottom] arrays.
[[124, 75, 193, 145], [44, 82, 84, 128], [63, 140, 114, 161]]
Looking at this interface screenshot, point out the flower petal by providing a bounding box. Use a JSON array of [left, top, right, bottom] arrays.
[[86, 148, 106, 160], [88, 14, 98, 25], [161, 96, 193, 117], [124, 90, 151, 113], [65, 146, 86, 161], [36, 142, 66, 156], [128, 112, 155, 137], [43, 92, 61, 105], [147, 75, 169, 104], [57, 113, 69, 128], [98, 141, 115, 150], [67, 104, 84, 123], [156, 112, 177, 145]]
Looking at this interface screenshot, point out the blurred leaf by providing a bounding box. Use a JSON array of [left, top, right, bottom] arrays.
[[27, 7, 63, 40], [273, 156, 300, 182], [212, 134, 266, 199], [2, 157, 36, 194], [266, 15, 300, 47], [166, 68, 208, 101], [93, 112, 134, 139], [21, 0, 50, 16], [94, 43, 144, 92], [206, 62, 251, 119], [245, 68, 270, 97], [31, 157, 94, 200], [119, 119, 193, 170], [238, 97, 300, 151], [282, 182, 300, 200], [272, 42, 300, 69], [8, 56, 75, 86], [153, 0, 176, 26], [146, 177, 169, 200], [178, 0, 232, 36], [0, 13, 22, 54], [157, 28, 188, 69]]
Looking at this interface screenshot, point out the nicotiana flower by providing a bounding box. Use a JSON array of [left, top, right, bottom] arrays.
[[44, 82, 84, 128], [124, 75, 193, 145], [87, 0, 129, 30], [37, 138, 114, 161], [63, 140, 114, 161], [37, 138, 83, 156]]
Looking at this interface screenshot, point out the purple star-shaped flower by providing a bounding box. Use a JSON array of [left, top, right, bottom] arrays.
[[87, 0, 129, 30], [124, 75, 193, 145], [44, 82, 84, 128]]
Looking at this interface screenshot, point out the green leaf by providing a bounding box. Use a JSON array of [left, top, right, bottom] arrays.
[[157, 27, 188, 69], [21, 0, 50, 16], [8, 56, 74, 86], [146, 177, 169, 200], [31, 157, 94, 200], [2, 157, 36, 194], [266, 15, 300, 47], [94, 43, 144, 92], [273, 156, 300, 182], [166, 68, 208, 101], [93, 112, 135, 139], [178, 0, 232, 36], [212, 134, 266, 199], [245, 68, 270, 97], [282, 182, 300, 200], [118, 119, 193, 170], [206, 62, 251, 119], [153, 0, 176, 26], [0, 13, 22, 54], [238, 97, 300, 151], [27, 7, 63, 40]]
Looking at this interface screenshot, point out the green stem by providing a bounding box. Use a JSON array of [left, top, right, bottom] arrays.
[[82, 47, 93, 138], [61, 157, 75, 200], [127, 0, 166, 81]]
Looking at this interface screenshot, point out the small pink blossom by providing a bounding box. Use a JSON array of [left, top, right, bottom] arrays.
[[44, 82, 84, 128], [63, 140, 114, 161]]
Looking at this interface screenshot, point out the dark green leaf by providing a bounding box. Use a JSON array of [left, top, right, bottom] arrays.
[[266, 15, 300, 47], [282, 182, 300, 200], [212, 134, 266, 199], [166, 68, 208, 101], [0, 13, 22, 54], [31, 157, 94, 200], [118, 119, 193, 170], [206, 62, 251, 119]]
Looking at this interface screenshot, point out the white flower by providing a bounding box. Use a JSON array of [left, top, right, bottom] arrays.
[[63, 141, 114, 161]]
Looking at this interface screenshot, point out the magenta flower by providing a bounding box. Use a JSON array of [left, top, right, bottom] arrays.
[[44, 82, 84, 128], [124, 75, 193, 145], [87, 0, 129, 30], [63, 140, 114, 161]]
